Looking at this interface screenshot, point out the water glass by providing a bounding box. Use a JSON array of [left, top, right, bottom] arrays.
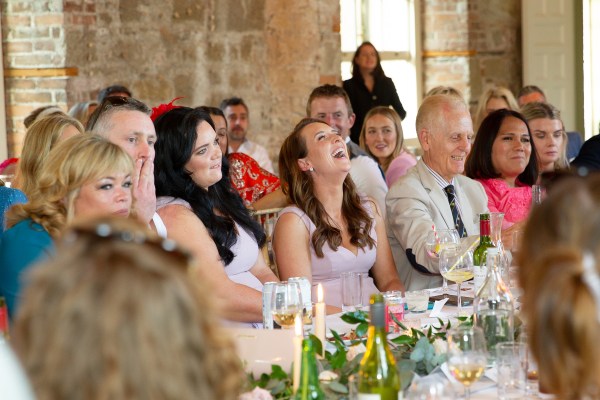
[[383, 290, 404, 332], [405, 290, 429, 313], [341, 272, 364, 312], [531, 185, 543, 206], [407, 374, 455, 399], [496, 342, 527, 399]]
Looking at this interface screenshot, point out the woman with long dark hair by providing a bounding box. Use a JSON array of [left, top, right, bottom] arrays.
[[153, 106, 278, 327], [274, 118, 404, 310], [343, 41, 407, 143]]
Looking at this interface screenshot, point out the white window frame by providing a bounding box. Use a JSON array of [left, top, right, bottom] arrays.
[[340, 0, 422, 148]]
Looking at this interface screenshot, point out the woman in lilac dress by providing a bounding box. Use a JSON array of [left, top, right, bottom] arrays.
[[274, 118, 404, 311], [465, 109, 538, 233], [153, 106, 278, 327]]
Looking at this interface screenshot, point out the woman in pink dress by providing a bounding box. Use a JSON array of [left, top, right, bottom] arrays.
[[274, 118, 404, 311], [359, 106, 416, 188], [465, 109, 539, 230]]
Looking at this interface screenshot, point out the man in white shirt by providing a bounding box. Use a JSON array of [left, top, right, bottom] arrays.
[[386, 95, 488, 290], [87, 96, 166, 236], [220, 97, 275, 174], [306, 84, 388, 216]]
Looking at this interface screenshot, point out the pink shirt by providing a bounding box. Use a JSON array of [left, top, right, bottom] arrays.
[[476, 178, 532, 228]]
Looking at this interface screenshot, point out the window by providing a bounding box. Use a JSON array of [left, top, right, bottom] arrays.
[[340, 0, 421, 142]]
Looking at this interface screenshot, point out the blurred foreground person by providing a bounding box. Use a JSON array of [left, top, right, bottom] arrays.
[[518, 176, 600, 399], [13, 217, 244, 400]]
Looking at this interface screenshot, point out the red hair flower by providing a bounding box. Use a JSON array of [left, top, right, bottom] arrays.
[[150, 97, 184, 122]]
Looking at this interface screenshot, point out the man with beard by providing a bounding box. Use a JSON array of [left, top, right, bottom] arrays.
[[220, 97, 274, 174]]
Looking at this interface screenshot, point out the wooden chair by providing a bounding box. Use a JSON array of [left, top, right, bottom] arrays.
[[252, 207, 283, 278]]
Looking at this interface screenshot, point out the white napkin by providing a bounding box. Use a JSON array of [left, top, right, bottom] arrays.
[[429, 298, 449, 318]]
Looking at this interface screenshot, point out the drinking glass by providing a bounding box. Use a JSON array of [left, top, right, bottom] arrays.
[[447, 326, 488, 399], [439, 246, 474, 316], [407, 374, 455, 399], [271, 282, 303, 329], [496, 342, 527, 399], [425, 228, 460, 296], [341, 272, 364, 312]]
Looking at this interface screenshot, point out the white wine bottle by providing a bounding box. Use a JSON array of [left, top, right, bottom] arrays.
[[358, 294, 401, 400]]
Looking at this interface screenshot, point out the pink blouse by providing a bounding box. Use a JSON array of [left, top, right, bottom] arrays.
[[476, 178, 532, 228]]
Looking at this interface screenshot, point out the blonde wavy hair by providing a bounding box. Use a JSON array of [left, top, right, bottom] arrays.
[[520, 101, 569, 171], [14, 216, 244, 400], [518, 176, 600, 398], [16, 114, 84, 197], [359, 106, 404, 172], [7, 134, 134, 238], [473, 85, 519, 131]]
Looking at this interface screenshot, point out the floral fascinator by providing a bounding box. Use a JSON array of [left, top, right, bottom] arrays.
[[150, 97, 184, 122]]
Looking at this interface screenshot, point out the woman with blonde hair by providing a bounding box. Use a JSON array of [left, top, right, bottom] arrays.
[[473, 85, 519, 131], [0, 134, 134, 317], [520, 101, 569, 174], [13, 114, 83, 197], [274, 118, 404, 310], [68, 100, 99, 125], [13, 216, 244, 400], [359, 106, 416, 187], [518, 176, 600, 399]]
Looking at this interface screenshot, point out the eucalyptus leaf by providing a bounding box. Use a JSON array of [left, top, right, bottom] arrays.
[[355, 322, 369, 338], [325, 380, 349, 394], [391, 335, 414, 345]]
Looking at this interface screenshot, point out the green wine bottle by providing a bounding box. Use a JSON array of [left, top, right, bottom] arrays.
[[358, 293, 400, 400], [473, 213, 494, 293], [293, 338, 325, 400]]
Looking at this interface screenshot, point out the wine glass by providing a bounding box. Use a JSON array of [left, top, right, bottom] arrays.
[[271, 282, 303, 329], [447, 326, 488, 399], [425, 228, 460, 296], [439, 246, 474, 316]]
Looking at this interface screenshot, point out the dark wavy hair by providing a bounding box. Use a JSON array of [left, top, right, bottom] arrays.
[[465, 108, 538, 186], [351, 41, 385, 80], [279, 118, 375, 257], [153, 107, 265, 266]]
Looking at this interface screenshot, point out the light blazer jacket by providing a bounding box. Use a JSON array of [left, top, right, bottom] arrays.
[[385, 159, 488, 290]]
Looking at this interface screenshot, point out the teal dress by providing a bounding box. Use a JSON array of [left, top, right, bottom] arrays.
[[0, 187, 27, 232], [0, 218, 54, 317]]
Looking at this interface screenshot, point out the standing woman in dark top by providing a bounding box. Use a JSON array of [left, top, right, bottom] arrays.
[[344, 41, 407, 143]]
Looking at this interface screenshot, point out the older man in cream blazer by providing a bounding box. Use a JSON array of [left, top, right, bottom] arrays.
[[386, 95, 488, 290]]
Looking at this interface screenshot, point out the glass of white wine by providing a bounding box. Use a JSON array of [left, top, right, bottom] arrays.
[[271, 281, 302, 329], [439, 246, 473, 316], [447, 325, 488, 399], [425, 229, 460, 295]]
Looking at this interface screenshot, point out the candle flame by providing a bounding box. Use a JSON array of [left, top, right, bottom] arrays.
[[294, 314, 303, 336], [317, 283, 324, 303]]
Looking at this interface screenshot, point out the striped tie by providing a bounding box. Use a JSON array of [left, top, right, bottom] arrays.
[[444, 185, 467, 238]]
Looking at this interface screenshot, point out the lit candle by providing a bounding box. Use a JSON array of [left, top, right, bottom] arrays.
[[292, 314, 303, 393], [314, 283, 326, 356]]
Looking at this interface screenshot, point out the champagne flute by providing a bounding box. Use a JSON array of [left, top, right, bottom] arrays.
[[439, 246, 474, 316], [425, 228, 460, 296], [271, 282, 302, 329], [447, 326, 488, 399]]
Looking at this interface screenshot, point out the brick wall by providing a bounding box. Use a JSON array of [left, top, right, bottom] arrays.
[[1, 0, 523, 158], [2, 0, 69, 155], [2, 0, 341, 161], [421, 0, 521, 111]]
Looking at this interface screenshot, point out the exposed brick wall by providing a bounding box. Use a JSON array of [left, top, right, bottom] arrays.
[[2, 0, 341, 161], [1, 0, 523, 158], [421, 0, 521, 112], [2, 0, 69, 155]]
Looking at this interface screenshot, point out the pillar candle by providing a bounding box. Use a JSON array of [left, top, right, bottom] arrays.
[[314, 283, 326, 356], [292, 314, 303, 393]]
